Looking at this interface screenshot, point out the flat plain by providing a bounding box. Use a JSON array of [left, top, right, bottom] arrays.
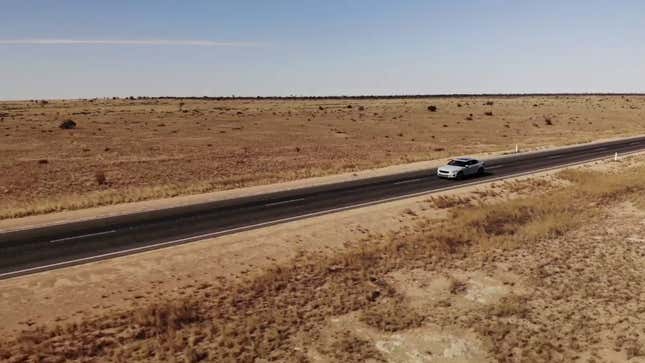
[[2, 95, 645, 218], [2, 153, 645, 362]]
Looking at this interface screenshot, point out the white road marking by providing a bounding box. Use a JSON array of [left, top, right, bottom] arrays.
[[547, 154, 562, 159], [3, 148, 645, 280], [393, 177, 427, 185], [49, 230, 117, 243], [595, 147, 608, 150], [487, 164, 504, 169], [263, 198, 305, 207]]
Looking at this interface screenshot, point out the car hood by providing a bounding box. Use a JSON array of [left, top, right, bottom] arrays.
[[437, 165, 464, 173]]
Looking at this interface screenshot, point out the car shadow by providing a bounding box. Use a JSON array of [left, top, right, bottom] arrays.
[[451, 170, 493, 181]]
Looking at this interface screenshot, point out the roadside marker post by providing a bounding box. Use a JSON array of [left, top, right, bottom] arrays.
[[614, 152, 618, 162], [515, 144, 519, 153]]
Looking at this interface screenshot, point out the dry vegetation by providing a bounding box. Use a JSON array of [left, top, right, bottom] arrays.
[[2, 95, 645, 219], [2, 157, 645, 362], [316, 330, 386, 362], [359, 298, 425, 332]]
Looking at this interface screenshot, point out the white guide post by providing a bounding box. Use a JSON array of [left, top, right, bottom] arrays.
[[614, 152, 618, 162], [515, 144, 519, 153]]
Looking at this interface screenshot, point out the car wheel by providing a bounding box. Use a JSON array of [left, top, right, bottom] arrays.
[[456, 171, 464, 180], [477, 167, 484, 176]]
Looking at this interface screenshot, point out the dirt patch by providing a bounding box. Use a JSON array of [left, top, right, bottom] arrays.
[[387, 267, 524, 310], [308, 313, 490, 363]]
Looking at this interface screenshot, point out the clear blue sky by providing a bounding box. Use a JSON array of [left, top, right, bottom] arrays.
[[1, 0, 643, 99]]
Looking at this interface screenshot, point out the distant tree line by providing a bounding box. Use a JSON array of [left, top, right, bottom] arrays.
[[144, 93, 645, 101], [27, 93, 645, 103]]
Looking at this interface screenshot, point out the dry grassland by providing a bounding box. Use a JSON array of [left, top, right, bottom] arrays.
[[2, 95, 645, 219], [2, 156, 645, 362]]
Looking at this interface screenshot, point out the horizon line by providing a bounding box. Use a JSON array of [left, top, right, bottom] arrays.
[[2, 92, 644, 102]]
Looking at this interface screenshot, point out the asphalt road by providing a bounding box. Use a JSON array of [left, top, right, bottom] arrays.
[[2, 136, 645, 279]]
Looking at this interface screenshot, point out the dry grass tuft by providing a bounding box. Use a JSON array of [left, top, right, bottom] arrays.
[[133, 300, 201, 336], [557, 168, 645, 202], [485, 295, 529, 318], [501, 178, 553, 194], [359, 298, 425, 332], [453, 190, 587, 248], [427, 194, 472, 209], [320, 330, 386, 362]]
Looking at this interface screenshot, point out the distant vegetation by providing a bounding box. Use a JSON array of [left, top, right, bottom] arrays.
[[58, 119, 76, 129], [40, 92, 645, 103]]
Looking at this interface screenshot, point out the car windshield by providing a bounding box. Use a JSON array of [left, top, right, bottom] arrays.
[[447, 160, 468, 167]]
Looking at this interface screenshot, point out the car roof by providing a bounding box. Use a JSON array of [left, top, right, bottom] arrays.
[[453, 157, 477, 162]]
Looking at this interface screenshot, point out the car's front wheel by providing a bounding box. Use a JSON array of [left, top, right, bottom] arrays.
[[477, 167, 485, 176], [456, 171, 464, 180]]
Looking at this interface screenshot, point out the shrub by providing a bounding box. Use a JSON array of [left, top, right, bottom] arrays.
[[95, 171, 107, 185], [449, 278, 467, 294], [428, 105, 437, 112], [59, 119, 76, 129], [484, 111, 493, 116], [544, 116, 553, 125]]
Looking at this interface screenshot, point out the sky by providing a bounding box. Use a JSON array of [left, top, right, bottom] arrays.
[[1, 0, 644, 99]]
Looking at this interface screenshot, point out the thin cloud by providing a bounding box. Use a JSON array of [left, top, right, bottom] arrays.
[[0, 39, 263, 47]]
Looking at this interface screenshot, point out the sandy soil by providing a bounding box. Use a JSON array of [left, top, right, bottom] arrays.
[[2, 95, 645, 218]]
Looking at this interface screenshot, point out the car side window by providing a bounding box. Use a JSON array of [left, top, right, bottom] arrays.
[[468, 160, 477, 166]]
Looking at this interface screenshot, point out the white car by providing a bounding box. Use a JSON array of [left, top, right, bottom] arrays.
[[437, 157, 486, 179]]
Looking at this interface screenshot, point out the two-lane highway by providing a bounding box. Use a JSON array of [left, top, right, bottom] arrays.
[[2, 135, 645, 279]]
